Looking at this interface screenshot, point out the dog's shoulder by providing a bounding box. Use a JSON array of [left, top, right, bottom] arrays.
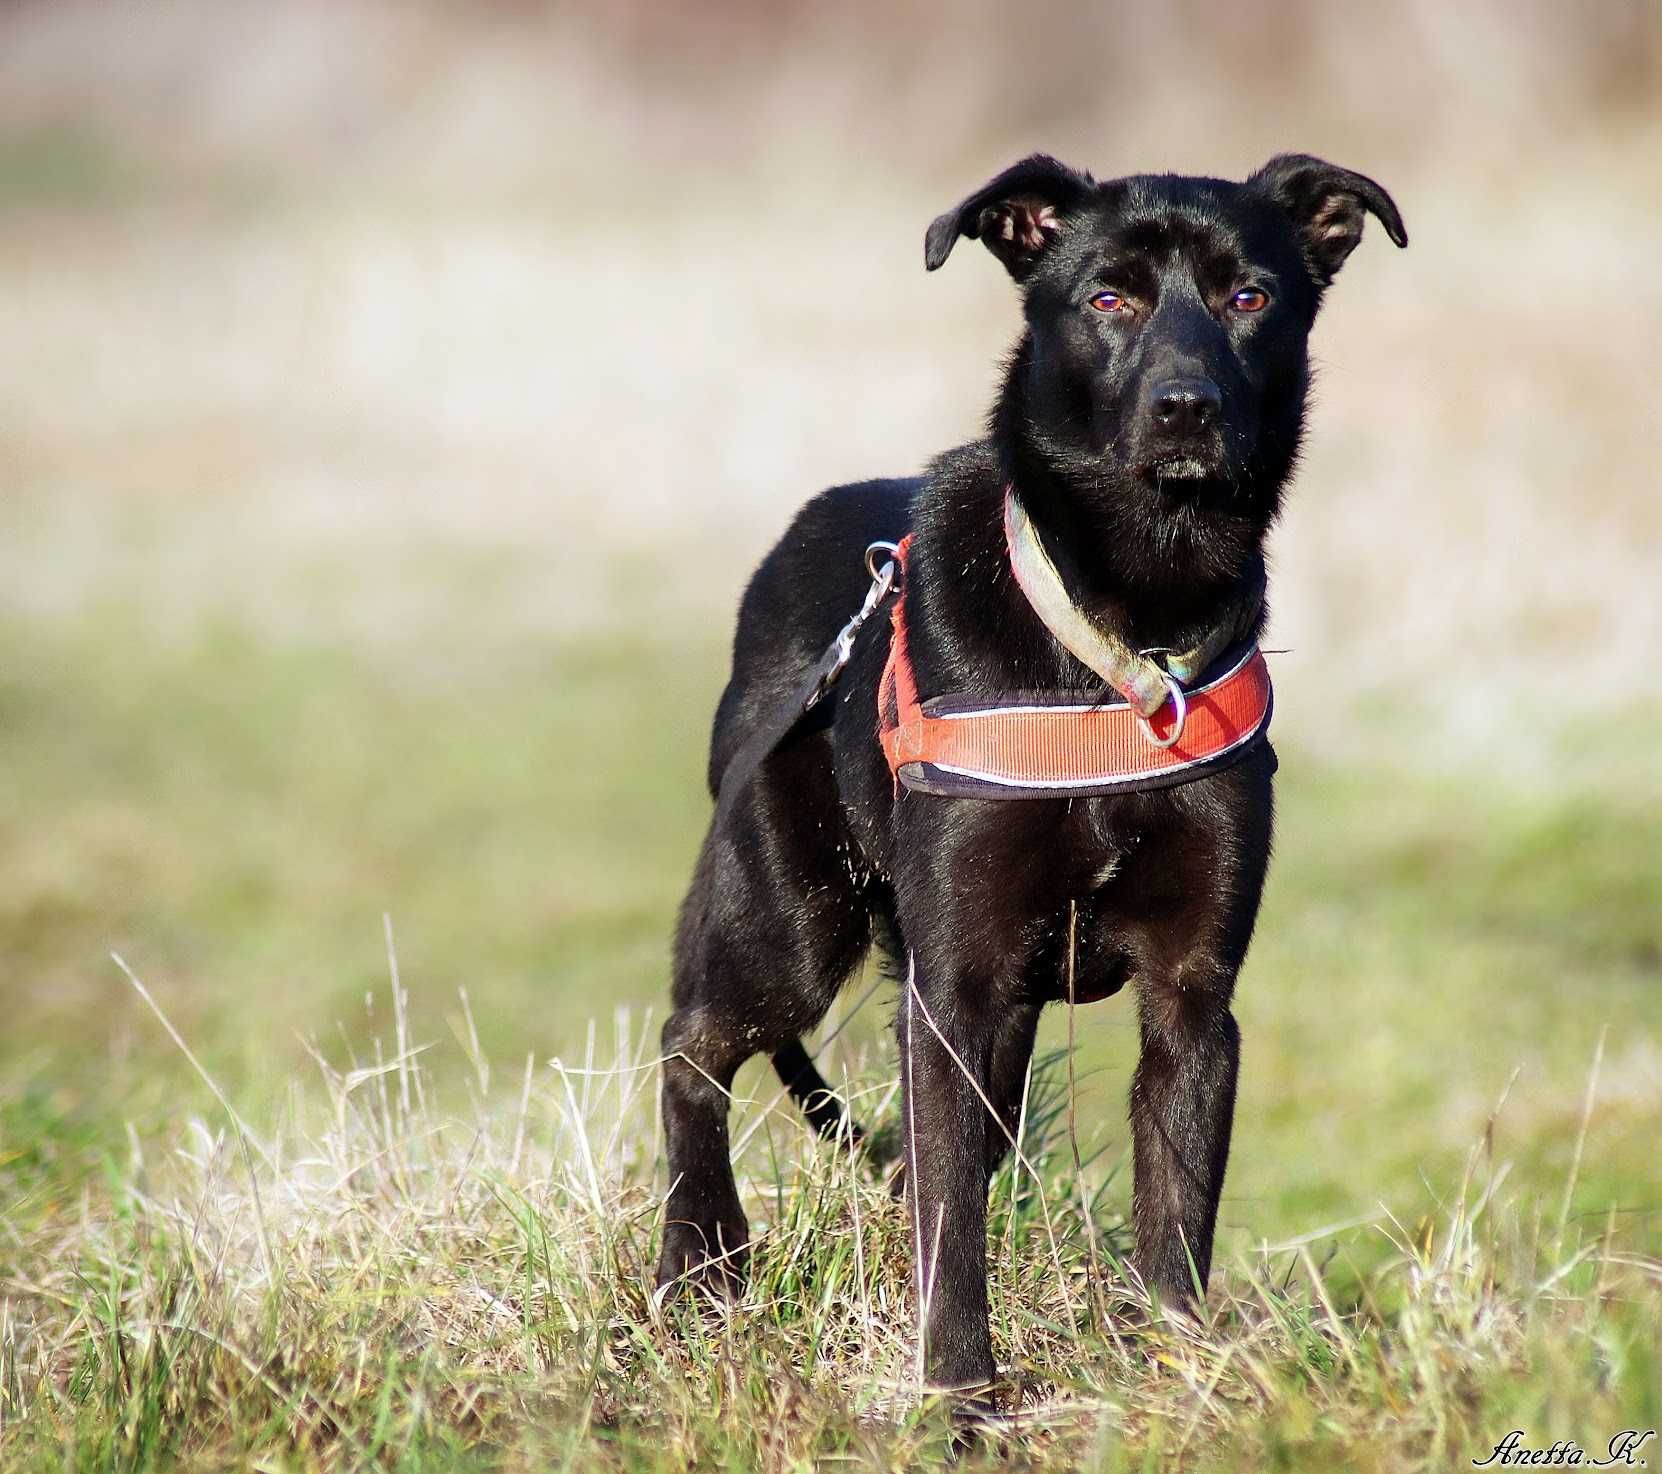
[[908, 439, 1002, 547], [704, 475, 924, 793], [737, 476, 922, 636]]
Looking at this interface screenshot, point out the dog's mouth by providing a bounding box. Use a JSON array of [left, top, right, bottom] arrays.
[[1138, 451, 1227, 485]]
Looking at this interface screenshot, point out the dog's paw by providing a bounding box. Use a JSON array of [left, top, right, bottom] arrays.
[[1109, 1291, 1214, 1364], [885, 1157, 907, 1200], [918, 1372, 1022, 1456], [654, 1215, 750, 1305]]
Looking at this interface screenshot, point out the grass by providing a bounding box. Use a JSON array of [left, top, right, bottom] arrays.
[[0, 603, 1658, 1470], [0, 957, 1654, 1472]]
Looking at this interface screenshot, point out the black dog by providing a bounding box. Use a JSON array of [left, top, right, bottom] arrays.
[[656, 154, 1405, 1393]]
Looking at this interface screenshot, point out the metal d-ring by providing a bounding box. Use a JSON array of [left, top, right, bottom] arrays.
[[1135, 671, 1188, 749], [865, 540, 901, 582]]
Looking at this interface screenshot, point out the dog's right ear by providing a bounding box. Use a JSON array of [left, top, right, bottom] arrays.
[[924, 154, 1096, 279]]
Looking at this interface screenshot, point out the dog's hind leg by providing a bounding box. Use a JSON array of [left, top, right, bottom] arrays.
[[656, 757, 870, 1299], [657, 991, 753, 1300], [982, 1002, 1042, 1182]]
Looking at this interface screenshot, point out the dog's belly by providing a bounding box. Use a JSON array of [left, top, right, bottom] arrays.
[[1030, 925, 1132, 1004]]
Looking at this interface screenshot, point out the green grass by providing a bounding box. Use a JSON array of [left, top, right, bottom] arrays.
[[1, 603, 1658, 1469], [0, 996, 1654, 1472]]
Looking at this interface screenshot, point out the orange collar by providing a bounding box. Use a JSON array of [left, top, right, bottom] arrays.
[[877, 535, 1272, 799]]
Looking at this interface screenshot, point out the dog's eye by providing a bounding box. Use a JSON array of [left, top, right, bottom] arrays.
[[1231, 288, 1270, 314], [1088, 290, 1131, 315]]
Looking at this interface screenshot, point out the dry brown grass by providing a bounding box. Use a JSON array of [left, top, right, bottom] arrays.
[[2, 958, 1656, 1470]]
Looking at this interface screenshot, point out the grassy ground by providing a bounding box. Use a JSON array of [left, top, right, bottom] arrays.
[[1, 1005, 1657, 1473], [1, 604, 1658, 1470]]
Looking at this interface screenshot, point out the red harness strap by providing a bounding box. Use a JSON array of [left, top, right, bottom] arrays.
[[877, 536, 1273, 799]]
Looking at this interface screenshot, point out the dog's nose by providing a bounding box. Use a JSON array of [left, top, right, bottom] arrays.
[[1150, 377, 1222, 437]]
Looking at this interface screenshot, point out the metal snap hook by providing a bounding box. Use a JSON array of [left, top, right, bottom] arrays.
[[807, 542, 902, 710]]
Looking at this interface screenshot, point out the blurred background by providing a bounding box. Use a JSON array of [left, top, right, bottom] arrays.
[[1, 0, 1657, 1252]]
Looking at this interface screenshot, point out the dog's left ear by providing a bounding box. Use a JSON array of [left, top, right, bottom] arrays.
[[924, 154, 1096, 279], [1248, 154, 1408, 286]]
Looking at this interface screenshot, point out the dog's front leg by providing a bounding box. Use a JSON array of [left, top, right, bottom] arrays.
[[1128, 964, 1240, 1312], [898, 955, 1000, 1393]]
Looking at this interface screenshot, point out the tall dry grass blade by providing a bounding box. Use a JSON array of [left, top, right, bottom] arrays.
[[551, 1059, 607, 1221], [383, 913, 413, 1124], [111, 952, 277, 1283], [1558, 1026, 1607, 1239], [1002, 1047, 1036, 1278], [918, 1201, 945, 1390], [459, 986, 489, 1098], [510, 1051, 535, 1178], [112, 954, 274, 1170], [1256, 1213, 1384, 1253], [841, 1058, 873, 1333], [1297, 1245, 1360, 1377], [1063, 899, 1106, 1311], [582, 1018, 597, 1123], [902, 955, 924, 1385]]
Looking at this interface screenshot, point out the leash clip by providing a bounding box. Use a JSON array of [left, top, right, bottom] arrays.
[[807, 542, 901, 710]]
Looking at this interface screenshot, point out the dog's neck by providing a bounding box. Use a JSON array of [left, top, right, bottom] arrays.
[[989, 344, 1281, 654], [908, 346, 1292, 695]]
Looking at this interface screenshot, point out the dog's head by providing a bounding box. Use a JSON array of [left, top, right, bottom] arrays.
[[926, 154, 1406, 516]]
